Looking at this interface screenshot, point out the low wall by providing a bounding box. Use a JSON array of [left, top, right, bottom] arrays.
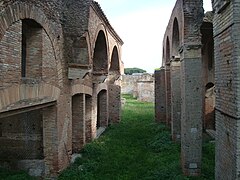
[[121, 73, 154, 102]]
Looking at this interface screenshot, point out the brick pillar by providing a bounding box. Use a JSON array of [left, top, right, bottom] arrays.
[[180, 44, 203, 176], [97, 90, 108, 127], [91, 84, 98, 139], [170, 58, 181, 141], [165, 64, 171, 127], [72, 94, 85, 153], [85, 95, 93, 143], [108, 84, 121, 124], [42, 105, 58, 176], [154, 68, 166, 123]]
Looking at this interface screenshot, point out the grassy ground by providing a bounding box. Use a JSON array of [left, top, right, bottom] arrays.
[[59, 94, 215, 180], [0, 168, 36, 180], [0, 94, 214, 179]]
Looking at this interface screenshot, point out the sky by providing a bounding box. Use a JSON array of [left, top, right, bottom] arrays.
[[96, 0, 213, 73]]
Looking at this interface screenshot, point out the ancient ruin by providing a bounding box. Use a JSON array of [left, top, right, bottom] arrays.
[[0, 0, 123, 177], [155, 0, 240, 179], [122, 73, 154, 102]]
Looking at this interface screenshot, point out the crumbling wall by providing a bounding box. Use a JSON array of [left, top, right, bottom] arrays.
[[122, 73, 154, 102]]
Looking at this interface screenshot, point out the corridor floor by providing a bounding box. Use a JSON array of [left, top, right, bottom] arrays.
[[59, 94, 214, 180]]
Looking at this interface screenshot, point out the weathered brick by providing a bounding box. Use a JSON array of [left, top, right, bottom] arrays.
[[0, 0, 123, 177]]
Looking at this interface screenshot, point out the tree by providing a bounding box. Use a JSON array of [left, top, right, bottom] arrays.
[[124, 67, 146, 75]]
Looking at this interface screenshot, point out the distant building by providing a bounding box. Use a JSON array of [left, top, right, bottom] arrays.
[[122, 73, 154, 102]]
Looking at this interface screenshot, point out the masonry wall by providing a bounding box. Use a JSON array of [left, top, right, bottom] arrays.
[[42, 30, 59, 86], [137, 81, 154, 102], [122, 73, 154, 102], [0, 0, 123, 177], [154, 69, 166, 123], [72, 94, 85, 153], [0, 110, 43, 161], [160, 0, 204, 176], [0, 20, 22, 89], [165, 65, 171, 127], [85, 95, 93, 143], [121, 74, 141, 94], [213, 0, 240, 179], [108, 84, 121, 124], [170, 60, 181, 141]]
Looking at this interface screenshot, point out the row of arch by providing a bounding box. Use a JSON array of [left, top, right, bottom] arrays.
[[163, 18, 180, 65], [0, 1, 123, 177], [93, 30, 120, 73], [156, 1, 215, 176]]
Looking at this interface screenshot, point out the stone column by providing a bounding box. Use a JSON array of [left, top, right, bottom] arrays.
[[154, 68, 166, 123], [108, 84, 121, 124], [170, 58, 181, 141], [180, 44, 203, 176], [165, 64, 171, 127]]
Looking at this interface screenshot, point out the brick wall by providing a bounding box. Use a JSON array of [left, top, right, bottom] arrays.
[[170, 60, 181, 141], [42, 105, 58, 176], [0, 20, 22, 89], [97, 90, 108, 127], [122, 73, 154, 102], [165, 65, 171, 127], [0, 110, 43, 161], [42, 29, 58, 87], [108, 84, 121, 124], [72, 94, 85, 153], [154, 69, 166, 123], [213, 0, 240, 179], [85, 95, 93, 143], [23, 20, 43, 79], [0, 0, 123, 177], [160, 0, 204, 176]]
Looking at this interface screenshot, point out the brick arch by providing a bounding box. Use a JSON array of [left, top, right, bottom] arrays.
[[0, 83, 60, 112], [96, 84, 108, 95], [0, 2, 63, 87], [92, 24, 109, 74], [166, 36, 170, 64], [97, 89, 108, 128], [109, 46, 120, 74], [162, 46, 165, 66], [71, 84, 93, 96], [172, 17, 180, 57], [85, 31, 92, 65]]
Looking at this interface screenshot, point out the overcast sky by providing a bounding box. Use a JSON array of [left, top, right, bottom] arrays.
[[96, 0, 213, 73]]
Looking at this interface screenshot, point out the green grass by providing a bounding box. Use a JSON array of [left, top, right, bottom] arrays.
[[0, 168, 36, 180], [59, 94, 215, 180]]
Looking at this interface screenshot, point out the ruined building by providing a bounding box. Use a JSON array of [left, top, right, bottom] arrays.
[[122, 73, 154, 102], [155, 0, 240, 179], [0, 0, 123, 177]]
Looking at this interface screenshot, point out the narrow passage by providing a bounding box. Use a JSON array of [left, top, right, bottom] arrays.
[[59, 95, 214, 180]]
